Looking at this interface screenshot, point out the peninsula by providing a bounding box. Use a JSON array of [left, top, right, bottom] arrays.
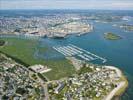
[[0, 52, 128, 100]]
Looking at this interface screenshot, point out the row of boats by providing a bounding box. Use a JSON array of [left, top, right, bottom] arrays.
[[53, 44, 107, 63]]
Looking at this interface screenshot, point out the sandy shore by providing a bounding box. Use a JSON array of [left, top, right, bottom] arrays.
[[104, 66, 128, 100], [105, 66, 122, 77]]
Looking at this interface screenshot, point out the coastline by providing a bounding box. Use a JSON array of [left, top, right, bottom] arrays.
[[66, 57, 128, 100], [0, 51, 128, 100], [104, 66, 128, 100], [0, 9, 132, 100]]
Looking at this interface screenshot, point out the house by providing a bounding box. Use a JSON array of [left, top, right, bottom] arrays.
[[30, 65, 51, 73], [54, 82, 65, 94]]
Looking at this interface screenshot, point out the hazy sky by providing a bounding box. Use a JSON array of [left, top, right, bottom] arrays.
[[0, 0, 133, 10]]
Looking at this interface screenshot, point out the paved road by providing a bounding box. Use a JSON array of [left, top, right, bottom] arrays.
[[44, 84, 50, 100], [104, 66, 125, 100], [105, 82, 125, 100]]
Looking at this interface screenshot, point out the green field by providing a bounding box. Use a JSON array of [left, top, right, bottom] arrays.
[[0, 37, 75, 80], [104, 32, 122, 40]]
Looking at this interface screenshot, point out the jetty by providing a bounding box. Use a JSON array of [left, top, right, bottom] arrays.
[[53, 44, 107, 63]]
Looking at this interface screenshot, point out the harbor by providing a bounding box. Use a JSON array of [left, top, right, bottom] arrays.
[[53, 44, 107, 63]]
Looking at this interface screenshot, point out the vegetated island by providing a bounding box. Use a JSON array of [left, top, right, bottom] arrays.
[[104, 32, 122, 40]]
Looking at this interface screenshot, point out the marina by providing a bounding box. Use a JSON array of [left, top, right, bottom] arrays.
[[53, 44, 107, 63], [0, 9, 133, 99]]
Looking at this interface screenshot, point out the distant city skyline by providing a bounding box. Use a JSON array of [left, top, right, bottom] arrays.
[[0, 0, 133, 10]]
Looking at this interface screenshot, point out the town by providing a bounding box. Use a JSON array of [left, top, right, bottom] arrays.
[[47, 58, 127, 100], [0, 53, 46, 100], [0, 14, 93, 38], [0, 52, 128, 100]]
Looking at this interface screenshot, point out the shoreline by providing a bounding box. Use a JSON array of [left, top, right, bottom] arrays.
[[0, 51, 128, 99], [104, 66, 128, 100], [66, 56, 128, 100], [0, 37, 128, 99]]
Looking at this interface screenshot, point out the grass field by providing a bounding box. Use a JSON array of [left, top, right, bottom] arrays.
[[0, 37, 75, 80]]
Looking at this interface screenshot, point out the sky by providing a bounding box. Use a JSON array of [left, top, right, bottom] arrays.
[[0, 0, 133, 10]]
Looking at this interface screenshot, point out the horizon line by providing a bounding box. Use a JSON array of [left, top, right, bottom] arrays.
[[0, 8, 133, 11]]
